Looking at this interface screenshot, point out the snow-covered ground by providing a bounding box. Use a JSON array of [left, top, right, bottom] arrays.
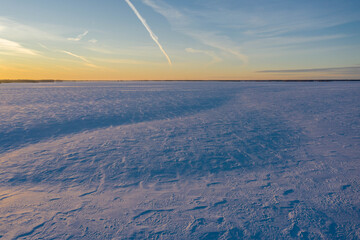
[[0, 81, 359, 239]]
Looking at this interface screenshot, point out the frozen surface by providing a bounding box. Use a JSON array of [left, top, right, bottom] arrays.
[[0, 81, 359, 239]]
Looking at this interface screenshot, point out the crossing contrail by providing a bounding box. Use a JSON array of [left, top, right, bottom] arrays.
[[125, 0, 172, 65]]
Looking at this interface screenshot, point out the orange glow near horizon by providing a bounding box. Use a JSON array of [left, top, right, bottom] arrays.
[[1, 1, 359, 80]]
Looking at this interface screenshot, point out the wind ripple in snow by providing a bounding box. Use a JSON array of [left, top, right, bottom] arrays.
[[0, 81, 359, 239]]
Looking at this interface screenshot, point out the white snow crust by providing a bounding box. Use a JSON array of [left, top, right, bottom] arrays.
[[0, 81, 359, 239]]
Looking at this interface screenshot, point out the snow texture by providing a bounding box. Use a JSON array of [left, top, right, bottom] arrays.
[[0, 81, 359, 239]]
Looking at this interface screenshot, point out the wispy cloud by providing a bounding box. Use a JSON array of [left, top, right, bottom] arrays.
[[189, 32, 248, 63], [38, 43, 51, 51], [258, 66, 360, 74], [142, 0, 185, 24], [67, 30, 89, 41], [93, 57, 163, 65], [245, 34, 348, 50], [142, 0, 248, 64], [0, 17, 61, 41], [0, 38, 38, 55], [125, 0, 172, 66], [185, 48, 222, 64], [141, 0, 360, 65], [242, 9, 360, 38]]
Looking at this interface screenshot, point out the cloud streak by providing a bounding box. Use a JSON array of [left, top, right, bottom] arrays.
[[142, 0, 248, 64], [0, 17, 61, 41], [186, 48, 222, 64], [189, 32, 248, 63], [67, 31, 88, 41], [125, 0, 172, 65], [0, 38, 37, 55], [258, 66, 360, 74]]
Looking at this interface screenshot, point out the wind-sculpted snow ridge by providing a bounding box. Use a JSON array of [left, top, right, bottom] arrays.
[[0, 81, 359, 239], [0, 82, 233, 154]]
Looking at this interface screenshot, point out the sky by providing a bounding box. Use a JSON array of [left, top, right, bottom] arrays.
[[0, 0, 360, 80]]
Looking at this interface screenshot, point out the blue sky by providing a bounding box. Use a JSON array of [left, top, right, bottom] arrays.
[[0, 0, 359, 80]]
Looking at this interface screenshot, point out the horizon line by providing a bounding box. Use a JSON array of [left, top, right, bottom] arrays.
[[1, 79, 360, 84]]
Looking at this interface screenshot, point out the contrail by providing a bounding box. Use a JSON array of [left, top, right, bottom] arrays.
[[125, 0, 172, 65], [61, 50, 91, 63], [61, 50, 98, 68]]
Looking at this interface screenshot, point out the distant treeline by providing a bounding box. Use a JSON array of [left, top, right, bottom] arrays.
[[0, 80, 62, 84]]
